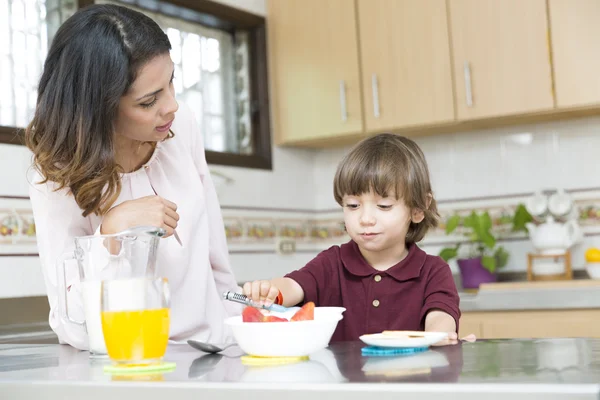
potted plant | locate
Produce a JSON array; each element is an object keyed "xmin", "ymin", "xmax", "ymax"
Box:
[{"xmin": 439, "ymin": 204, "xmax": 531, "ymax": 289}]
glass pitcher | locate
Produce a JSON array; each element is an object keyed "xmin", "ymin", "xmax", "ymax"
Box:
[{"xmin": 56, "ymin": 226, "xmax": 165, "ymax": 357}]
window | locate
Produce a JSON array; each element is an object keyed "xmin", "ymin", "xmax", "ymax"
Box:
[
  {"xmin": 0, "ymin": 0, "xmax": 76, "ymax": 140},
  {"xmin": 0, "ymin": 0, "xmax": 272, "ymax": 170}
]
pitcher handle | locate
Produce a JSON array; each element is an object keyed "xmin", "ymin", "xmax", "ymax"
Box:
[{"xmin": 56, "ymin": 252, "xmax": 85, "ymax": 326}]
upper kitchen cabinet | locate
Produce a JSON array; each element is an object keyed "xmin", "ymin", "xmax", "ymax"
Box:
[
  {"xmin": 448, "ymin": 0, "xmax": 554, "ymax": 120},
  {"xmin": 267, "ymin": 0, "xmax": 364, "ymax": 146},
  {"xmin": 549, "ymin": 0, "xmax": 600, "ymax": 108},
  {"xmin": 357, "ymin": 0, "xmax": 455, "ymax": 132}
]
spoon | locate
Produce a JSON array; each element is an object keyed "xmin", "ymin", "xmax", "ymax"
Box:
[
  {"xmin": 222, "ymin": 291, "xmax": 299, "ymax": 313},
  {"xmin": 187, "ymin": 339, "xmax": 237, "ymax": 354}
]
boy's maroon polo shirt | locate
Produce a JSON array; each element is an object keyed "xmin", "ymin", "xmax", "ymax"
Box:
[{"xmin": 285, "ymin": 240, "xmax": 461, "ymax": 342}]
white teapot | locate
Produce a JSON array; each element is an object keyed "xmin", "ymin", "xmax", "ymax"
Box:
[{"xmin": 526, "ymin": 216, "xmax": 581, "ymax": 255}]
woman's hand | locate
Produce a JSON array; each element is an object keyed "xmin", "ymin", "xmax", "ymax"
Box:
[{"xmin": 101, "ymin": 195, "xmax": 179, "ymax": 237}]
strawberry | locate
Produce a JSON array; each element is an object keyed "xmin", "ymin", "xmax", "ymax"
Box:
[
  {"xmin": 242, "ymin": 306, "xmax": 265, "ymax": 322},
  {"xmin": 263, "ymin": 315, "xmax": 289, "ymax": 322},
  {"xmin": 290, "ymin": 302, "xmax": 315, "ymax": 321}
]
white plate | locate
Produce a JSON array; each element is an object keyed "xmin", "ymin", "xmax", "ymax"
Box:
[{"xmin": 359, "ymin": 331, "xmax": 448, "ymax": 348}]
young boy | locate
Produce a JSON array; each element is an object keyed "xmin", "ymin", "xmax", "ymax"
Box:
[{"xmin": 243, "ymin": 133, "xmax": 461, "ymax": 343}]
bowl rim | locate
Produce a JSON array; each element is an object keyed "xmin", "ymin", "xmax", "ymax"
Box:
[{"xmin": 224, "ymin": 313, "xmax": 343, "ymax": 326}]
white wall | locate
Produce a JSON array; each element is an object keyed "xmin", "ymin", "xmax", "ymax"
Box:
[
  {"xmin": 0, "ymin": 143, "xmax": 44, "ymax": 298},
  {"xmin": 212, "ymin": 0, "xmax": 265, "ymax": 15},
  {"xmin": 0, "ymin": 144, "xmax": 33, "ymax": 197}
]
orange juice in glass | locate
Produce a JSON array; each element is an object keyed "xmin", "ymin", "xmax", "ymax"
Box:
[{"xmin": 101, "ymin": 277, "xmax": 170, "ymax": 366}]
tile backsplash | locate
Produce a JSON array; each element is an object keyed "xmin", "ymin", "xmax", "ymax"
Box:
[{"xmin": 314, "ymin": 116, "xmax": 600, "ymax": 209}]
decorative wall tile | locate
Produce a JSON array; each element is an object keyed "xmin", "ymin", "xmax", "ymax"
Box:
[
  {"xmin": 307, "ymin": 219, "xmax": 347, "ymax": 241},
  {"xmin": 577, "ymin": 200, "xmax": 600, "ymax": 226},
  {"xmin": 0, "ymin": 211, "xmax": 20, "ymax": 243},
  {"xmin": 245, "ymin": 218, "xmax": 277, "ymax": 242},
  {"xmin": 8, "ymin": 191, "xmax": 600, "ymax": 258},
  {"xmin": 433, "ymin": 205, "xmax": 518, "ymax": 238},
  {"xmin": 0, "ymin": 197, "xmax": 38, "ymax": 255},
  {"xmin": 223, "ymin": 217, "xmax": 244, "ymax": 242},
  {"xmin": 277, "ymin": 219, "xmax": 309, "ymax": 240}
]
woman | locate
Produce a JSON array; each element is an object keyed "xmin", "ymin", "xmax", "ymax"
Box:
[{"xmin": 25, "ymin": 4, "xmax": 241, "ymax": 350}]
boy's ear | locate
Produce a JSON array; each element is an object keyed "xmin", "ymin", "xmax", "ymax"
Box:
[{"xmin": 412, "ymin": 193, "xmax": 432, "ymax": 224}]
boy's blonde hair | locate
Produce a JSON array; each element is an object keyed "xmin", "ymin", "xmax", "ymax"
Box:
[{"xmin": 333, "ymin": 133, "xmax": 440, "ymax": 244}]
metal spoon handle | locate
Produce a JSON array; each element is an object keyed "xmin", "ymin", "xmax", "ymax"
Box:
[{"xmin": 222, "ymin": 291, "xmax": 288, "ymax": 313}]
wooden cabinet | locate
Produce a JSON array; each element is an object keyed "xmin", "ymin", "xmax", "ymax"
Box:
[
  {"xmin": 460, "ymin": 309, "xmax": 600, "ymax": 339},
  {"xmin": 548, "ymin": 0, "xmax": 600, "ymax": 108},
  {"xmin": 267, "ymin": 0, "xmax": 364, "ymax": 145},
  {"xmin": 356, "ymin": 0, "xmax": 455, "ymax": 132},
  {"xmin": 267, "ymin": 0, "xmax": 600, "ymax": 148},
  {"xmin": 448, "ymin": 0, "xmax": 554, "ymax": 120}
]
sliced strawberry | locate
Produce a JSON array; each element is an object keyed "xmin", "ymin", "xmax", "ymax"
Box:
[
  {"xmin": 242, "ymin": 306, "xmax": 265, "ymax": 322},
  {"xmin": 290, "ymin": 302, "xmax": 315, "ymax": 321},
  {"xmin": 263, "ymin": 315, "xmax": 289, "ymax": 322}
]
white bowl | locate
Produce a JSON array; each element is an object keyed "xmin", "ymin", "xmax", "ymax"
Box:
[
  {"xmin": 224, "ymin": 307, "xmax": 345, "ymax": 357},
  {"xmin": 586, "ymin": 263, "xmax": 600, "ymax": 279}
]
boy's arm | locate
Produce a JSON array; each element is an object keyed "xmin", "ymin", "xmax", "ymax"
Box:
[
  {"xmin": 425, "ymin": 309, "xmax": 456, "ymax": 333},
  {"xmin": 271, "ymin": 277, "xmax": 304, "ymax": 307},
  {"xmin": 420, "ymin": 260, "xmax": 461, "ymax": 333},
  {"xmin": 426, "ymin": 309, "xmax": 459, "ymax": 346},
  {"xmin": 243, "ymin": 247, "xmax": 336, "ymax": 308},
  {"xmin": 427, "ymin": 309, "xmax": 477, "ymax": 346}
]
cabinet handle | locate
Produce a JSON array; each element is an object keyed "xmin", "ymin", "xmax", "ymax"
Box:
[
  {"xmin": 339, "ymin": 80, "xmax": 347, "ymax": 122},
  {"xmin": 464, "ymin": 61, "xmax": 473, "ymax": 107},
  {"xmin": 372, "ymin": 74, "xmax": 380, "ymax": 118}
]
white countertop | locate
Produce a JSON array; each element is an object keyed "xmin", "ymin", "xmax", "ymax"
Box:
[{"xmin": 1, "ymin": 339, "xmax": 600, "ymax": 400}]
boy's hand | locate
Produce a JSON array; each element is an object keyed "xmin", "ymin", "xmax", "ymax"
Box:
[
  {"xmin": 242, "ymin": 280, "xmax": 280, "ymax": 307},
  {"xmin": 432, "ymin": 332, "xmax": 477, "ymax": 346}
]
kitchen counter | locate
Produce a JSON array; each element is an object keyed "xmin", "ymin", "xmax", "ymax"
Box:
[
  {"xmin": 459, "ymin": 280, "xmax": 600, "ymax": 312},
  {"xmin": 1, "ymin": 339, "xmax": 599, "ymax": 400}
]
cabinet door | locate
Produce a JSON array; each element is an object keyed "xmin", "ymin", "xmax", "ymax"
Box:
[
  {"xmin": 549, "ymin": 0, "xmax": 600, "ymax": 108},
  {"xmin": 357, "ymin": 0, "xmax": 455, "ymax": 132},
  {"xmin": 448, "ymin": 0, "xmax": 554, "ymax": 119},
  {"xmin": 465, "ymin": 310, "xmax": 600, "ymax": 339},
  {"xmin": 459, "ymin": 314, "xmax": 483, "ymax": 338},
  {"xmin": 267, "ymin": 0, "xmax": 364, "ymax": 145}
]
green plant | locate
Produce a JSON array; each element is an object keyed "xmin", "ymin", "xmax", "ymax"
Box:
[{"xmin": 439, "ymin": 204, "xmax": 532, "ymax": 273}]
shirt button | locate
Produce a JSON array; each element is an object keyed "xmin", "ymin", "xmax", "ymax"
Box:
[
  {"xmin": 372, "ymin": 299, "xmax": 380, "ymax": 307},
  {"xmin": 374, "ymin": 275, "xmax": 382, "ymax": 282}
]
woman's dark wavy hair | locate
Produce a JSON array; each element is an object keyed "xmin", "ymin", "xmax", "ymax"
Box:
[{"xmin": 25, "ymin": 4, "xmax": 171, "ymax": 217}]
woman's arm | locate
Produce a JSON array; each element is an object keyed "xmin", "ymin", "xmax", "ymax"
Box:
[{"xmin": 29, "ymin": 174, "xmax": 97, "ymax": 350}]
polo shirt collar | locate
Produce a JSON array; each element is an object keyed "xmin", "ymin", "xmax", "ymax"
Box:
[{"xmin": 340, "ymin": 240, "xmax": 426, "ymax": 282}]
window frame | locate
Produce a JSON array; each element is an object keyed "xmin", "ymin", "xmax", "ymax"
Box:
[{"xmin": 0, "ymin": 0, "xmax": 272, "ymax": 171}]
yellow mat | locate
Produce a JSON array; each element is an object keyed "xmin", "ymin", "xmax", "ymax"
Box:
[{"xmin": 104, "ymin": 361, "xmax": 176, "ymax": 374}]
